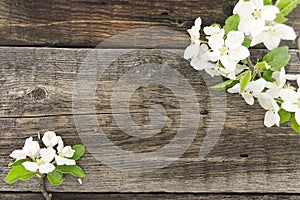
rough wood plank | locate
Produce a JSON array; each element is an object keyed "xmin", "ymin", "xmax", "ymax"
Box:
[
  {"xmin": 1, "ymin": 47, "xmax": 300, "ymax": 193},
  {"xmin": 0, "ymin": 0, "xmax": 299, "ymax": 48},
  {"xmin": 1, "ymin": 192, "xmax": 300, "ymax": 200}
]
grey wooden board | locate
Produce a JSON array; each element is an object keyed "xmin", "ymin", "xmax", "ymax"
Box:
[
  {"xmin": 1, "ymin": 193, "xmax": 300, "ymax": 200},
  {"xmin": 1, "ymin": 47, "xmax": 300, "ymax": 193},
  {"xmin": 0, "ymin": 0, "xmax": 299, "ymax": 48}
]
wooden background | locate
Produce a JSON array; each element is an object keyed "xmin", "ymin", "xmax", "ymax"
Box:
[{"xmin": 0, "ymin": 0, "xmax": 300, "ymax": 199}]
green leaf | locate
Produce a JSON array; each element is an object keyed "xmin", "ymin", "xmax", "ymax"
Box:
[
  {"xmin": 5, "ymin": 165, "xmax": 35, "ymax": 184},
  {"xmin": 291, "ymin": 114, "xmax": 300, "ymax": 132},
  {"xmin": 223, "ymin": 14, "xmax": 240, "ymax": 35},
  {"xmin": 239, "ymin": 70, "xmax": 252, "ymax": 93},
  {"xmin": 47, "ymin": 171, "xmax": 63, "ymax": 186},
  {"xmin": 276, "ymin": 0, "xmax": 293, "ymax": 9},
  {"xmin": 71, "ymin": 144, "xmax": 85, "ymax": 160},
  {"xmin": 264, "ymin": 0, "xmax": 273, "ymax": 5},
  {"xmin": 275, "ymin": 12, "xmax": 289, "ymax": 23},
  {"xmin": 56, "ymin": 165, "xmax": 86, "ymax": 178},
  {"xmin": 263, "ymin": 70, "xmax": 275, "ymax": 82},
  {"xmin": 210, "ymin": 79, "xmax": 238, "ymax": 91},
  {"xmin": 281, "ymin": 0, "xmax": 300, "ymax": 16},
  {"xmin": 278, "ymin": 109, "xmax": 291, "ymax": 124},
  {"xmin": 9, "ymin": 159, "xmax": 29, "ymax": 167},
  {"xmin": 242, "ymin": 38, "xmax": 252, "ymax": 48},
  {"xmin": 263, "ymin": 46, "xmax": 291, "ymax": 71}
]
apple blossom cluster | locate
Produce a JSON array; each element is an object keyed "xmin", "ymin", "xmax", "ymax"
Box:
[
  {"xmin": 184, "ymin": 0, "xmax": 300, "ymax": 132},
  {"xmin": 5, "ymin": 131, "xmax": 86, "ymax": 186}
]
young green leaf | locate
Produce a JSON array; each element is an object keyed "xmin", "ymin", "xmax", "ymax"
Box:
[
  {"xmin": 47, "ymin": 171, "xmax": 63, "ymax": 186},
  {"xmin": 239, "ymin": 70, "xmax": 251, "ymax": 93},
  {"xmin": 210, "ymin": 79, "xmax": 238, "ymax": 91},
  {"xmin": 242, "ymin": 38, "xmax": 252, "ymax": 48},
  {"xmin": 263, "ymin": 70, "xmax": 275, "ymax": 82},
  {"xmin": 223, "ymin": 14, "xmax": 240, "ymax": 35},
  {"xmin": 5, "ymin": 165, "xmax": 35, "ymax": 184},
  {"xmin": 280, "ymin": 0, "xmax": 300, "ymax": 16},
  {"xmin": 264, "ymin": 0, "xmax": 273, "ymax": 5},
  {"xmin": 274, "ymin": 12, "xmax": 289, "ymax": 23},
  {"xmin": 263, "ymin": 46, "xmax": 291, "ymax": 71},
  {"xmin": 278, "ymin": 109, "xmax": 291, "ymax": 124},
  {"xmin": 71, "ymin": 144, "xmax": 85, "ymax": 160},
  {"xmin": 276, "ymin": 0, "xmax": 293, "ymax": 9},
  {"xmin": 291, "ymin": 114, "xmax": 300, "ymax": 133},
  {"xmin": 9, "ymin": 159, "xmax": 29, "ymax": 167},
  {"xmin": 56, "ymin": 165, "xmax": 86, "ymax": 178}
]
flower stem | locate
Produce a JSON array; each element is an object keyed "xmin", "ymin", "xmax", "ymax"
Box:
[
  {"xmin": 39, "ymin": 177, "xmax": 52, "ymax": 200},
  {"xmin": 247, "ymin": 57, "xmax": 255, "ymax": 72}
]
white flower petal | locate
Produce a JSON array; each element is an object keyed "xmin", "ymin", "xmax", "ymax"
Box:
[
  {"xmin": 184, "ymin": 44, "xmax": 199, "ymax": 59},
  {"xmin": 22, "ymin": 161, "xmax": 39, "ymax": 172},
  {"xmin": 220, "ymin": 56, "xmax": 237, "ymax": 71},
  {"xmin": 261, "ymin": 5, "xmax": 279, "ymax": 21},
  {"xmin": 282, "ymin": 101, "xmax": 298, "ymax": 112},
  {"xmin": 251, "ymin": 32, "xmax": 265, "ymax": 47},
  {"xmin": 274, "ymin": 24, "xmax": 297, "ymax": 40},
  {"xmin": 39, "ymin": 163, "xmax": 55, "ymax": 174},
  {"xmin": 242, "ymin": 93, "xmax": 254, "ymax": 105},
  {"xmin": 233, "ymin": 1, "xmax": 253, "ymax": 17},
  {"xmin": 40, "ymin": 147, "xmax": 56, "ymax": 163},
  {"xmin": 42, "ymin": 131, "xmax": 60, "ymax": 147},
  {"xmin": 228, "ymin": 83, "xmax": 240, "ymax": 93},
  {"xmin": 250, "ymin": 0, "xmax": 264, "ymax": 9},
  {"xmin": 249, "ymin": 78, "xmax": 266, "ymax": 93},
  {"xmin": 280, "ymin": 89, "xmax": 298, "ymax": 102},
  {"xmin": 257, "ymin": 93, "xmax": 273, "ymax": 110},
  {"xmin": 10, "ymin": 150, "xmax": 26, "ymax": 161},
  {"xmin": 263, "ymin": 34, "xmax": 281, "ymax": 50},
  {"xmin": 55, "ymin": 155, "xmax": 76, "ymax": 166},
  {"xmin": 250, "ymin": 18, "xmax": 265, "ymax": 37},
  {"xmin": 194, "ymin": 17, "xmax": 202, "ymax": 30},
  {"xmin": 57, "ymin": 137, "xmax": 64, "ymax": 153},
  {"xmin": 22, "ymin": 137, "xmax": 40, "ymax": 159},
  {"xmin": 225, "ymin": 31, "xmax": 244, "ymax": 49},
  {"xmin": 229, "ymin": 46, "xmax": 250, "ymax": 61},
  {"xmin": 264, "ymin": 111, "xmax": 279, "ymax": 127},
  {"xmin": 62, "ymin": 146, "xmax": 75, "ymax": 158},
  {"xmin": 208, "ymin": 36, "xmax": 224, "ymax": 51}
]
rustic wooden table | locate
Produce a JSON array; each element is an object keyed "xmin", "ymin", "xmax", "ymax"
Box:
[{"xmin": 1, "ymin": 0, "xmax": 300, "ymax": 199}]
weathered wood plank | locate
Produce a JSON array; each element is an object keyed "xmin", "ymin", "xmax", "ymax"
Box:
[
  {"xmin": 1, "ymin": 192, "xmax": 300, "ymax": 200},
  {"xmin": 1, "ymin": 47, "xmax": 300, "ymax": 193},
  {"xmin": 0, "ymin": 0, "xmax": 299, "ymax": 48}
]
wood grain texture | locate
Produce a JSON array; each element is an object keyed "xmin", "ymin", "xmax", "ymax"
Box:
[
  {"xmin": 2, "ymin": 192, "xmax": 300, "ymax": 200},
  {"xmin": 1, "ymin": 47, "xmax": 300, "ymax": 193},
  {"xmin": 0, "ymin": 0, "xmax": 299, "ymax": 48}
]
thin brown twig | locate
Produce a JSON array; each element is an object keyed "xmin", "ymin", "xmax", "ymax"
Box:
[{"xmin": 39, "ymin": 177, "xmax": 52, "ymax": 200}]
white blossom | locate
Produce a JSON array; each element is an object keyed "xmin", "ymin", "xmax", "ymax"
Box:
[
  {"xmin": 280, "ymin": 89, "xmax": 300, "ymax": 124},
  {"xmin": 22, "ymin": 147, "xmax": 56, "ymax": 174},
  {"xmin": 265, "ymin": 68, "xmax": 286, "ymax": 97},
  {"xmin": 55, "ymin": 138, "xmax": 76, "ymax": 166},
  {"xmin": 207, "ymin": 30, "xmax": 250, "ymax": 72},
  {"xmin": 251, "ymin": 23, "xmax": 296, "ymax": 50},
  {"xmin": 257, "ymin": 93, "xmax": 280, "ymax": 127},
  {"xmin": 233, "ymin": 0, "xmax": 279, "ymax": 37},
  {"xmin": 22, "ymin": 137, "xmax": 40, "ymax": 159},
  {"xmin": 42, "ymin": 131, "xmax": 61, "ymax": 147},
  {"xmin": 228, "ymin": 78, "xmax": 266, "ymax": 105},
  {"xmin": 187, "ymin": 17, "xmax": 202, "ymax": 45},
  {"xmin": 10, "ymin": 150, "xmax": 26, "ymax": 161}
]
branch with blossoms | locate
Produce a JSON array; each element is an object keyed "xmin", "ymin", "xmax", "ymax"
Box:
[
  {"xmin": 185, "ymin": 0, "xmax": 300, "ymax": 132},
  {"xmin": 5, "ymin": 131, "xmax": 86, "ymax": 200}
]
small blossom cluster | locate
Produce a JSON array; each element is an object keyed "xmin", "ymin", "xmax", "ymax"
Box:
[
  {"xmin": 10, "ymin": 131, "xmax": 76, "ymax": 174},
  {"xmin": 184, "ymin": 0, "xmax": 300, "ymax": 131}
]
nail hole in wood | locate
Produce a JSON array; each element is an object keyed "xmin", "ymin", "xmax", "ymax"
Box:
[
  {"xmin": 160, "ymin": 12, "xmax": 169, "ymax": 16},
  {"xmin": 240, "ymin": 153, "xmax": 249, "ymax": 158},
  {"xmin": 176, "ymin": 19, "xmax": 184, "ymax": 26},
  {"xmin": 200, "ymin": 109, "xmax": 209, "ymax": 115}
]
